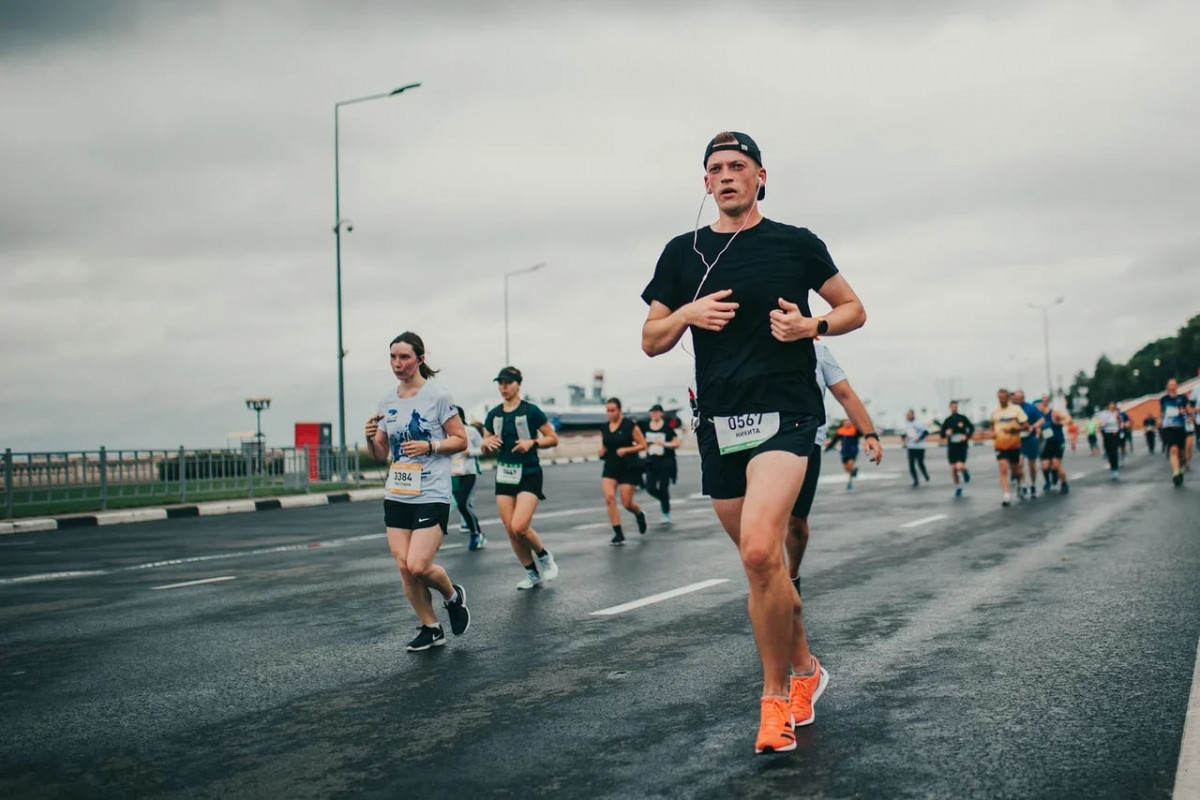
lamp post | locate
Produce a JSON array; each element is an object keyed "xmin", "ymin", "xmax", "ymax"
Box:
[
  {"xmin": 334, "ymin": 82, "xmax": 421, "ymax": 481},
  {"xmin": 503, "ymin": 262, "xmax": 546, "ymax": 365},
  {"xmin": 245, "ymin": 397, "xmax": 271, "ymax": 470},
  {"xmin": 1027, "ymin": 296, "xmax": 1065, "ymax": 397}
]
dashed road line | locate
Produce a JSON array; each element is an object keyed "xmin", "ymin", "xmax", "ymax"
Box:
[
  {"xmin": 152, "ymin": 576, "xmax": 237, "ymax": 591},
  {"xmin": 900, "ymin": 514, "xmax": 948, "ymax": 529},
  {"xmin": 590, "ymin": 578, "xmax": 730, "ymax": 617}
]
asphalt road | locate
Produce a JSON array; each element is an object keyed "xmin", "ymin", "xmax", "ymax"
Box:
[{"xmin": 2, "ymin": 445, "xmax": 1198, "ymax": 799}]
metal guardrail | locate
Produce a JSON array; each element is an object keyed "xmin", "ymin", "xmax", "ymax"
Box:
[{"xmin": 1, "ymin": 445, "xmax": 365, "ymax": 519}]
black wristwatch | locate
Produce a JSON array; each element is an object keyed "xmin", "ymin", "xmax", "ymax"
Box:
[
  {"xmin": 864, "ymin": 432, "xmax": 880, "ymax": 441},
  {"xmin": 816, "ymin": 318, "xmax": 829, "ymax": 336}
]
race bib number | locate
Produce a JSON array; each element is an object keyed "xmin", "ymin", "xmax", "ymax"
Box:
[
  {"xmin": 646, "ymin": 432, "xmax": 666, "ymax": 457},
  {"xmin": 648, "ymin": 444, "xmax": 665, "ymax": 457},
  {"xmin": 714, "ymin": 412, "xmax": 780, "ymax": 455},
  {"xmin": 949, "ymin": 434, "xmax": 966, "ymax": 443},
  {"xmin": 386, "ymin": 462, "xmax": 422, "ymax": 496},
  {"xmin": 1042, "ymin": 427, "xmax": 1056, "ymax": 439},
  {"xmin": 1165, "ymin": 407, "xmax": 1180, "ymax": 422},
  {"xmin": 496, "ymin": 462, "xmax": 523, "ymax": 485}
]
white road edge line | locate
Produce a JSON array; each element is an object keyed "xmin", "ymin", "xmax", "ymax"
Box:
[
  {"xmin": 1070, "ymin": 472, "xmax": 1088, "ymax": 481},
  {"xmin": 151, "ymin": 576, "xmax": 237, "ymax": 591},
  {"xmin": 1174, "ymin": 634, "xmax": 1200, "ymax": 798},
  {"xmin": 900, "ymin": 514, "xmax": 948, "ymax": 529},
  {"xmin": 590, "ymin": 578, "xmax": 730, "ymax": 617}
]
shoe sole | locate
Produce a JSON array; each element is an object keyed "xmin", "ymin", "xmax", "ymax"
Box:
[
  {"xmin": 610, "ymin": 540, "xmax": 625, "ymax": 546},
  {"xmin": 755, "ymin": 740, "xmax": 797, "ymax": 754},
  {"xmin": 406, "ymin": 636, "xmax": 446, "ymax": 652},
  {"xmin": 794, "ymin": 667, "xmax": 829, "ymax": 727},
  {"xmin": 448, "ymin": 585, "xmax": 470, "ymax": 636},
  {"xmin": 539, "ymin": 561, "xmax": 560, "ymax": 581},
  {"xmin": 516, "ymin": 581, "xmax": 542, "ymax": 590}
]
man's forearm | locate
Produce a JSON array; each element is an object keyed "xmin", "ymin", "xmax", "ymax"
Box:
[
  {"xmin": 831, "ymin": 383, "xmax": 875, "ymax": 434},
  {"xmin": 822, "ymin": 299, "xmax": 866, "ymax": 336},
  {"xmin": 642, "ymin": 307, "xmax": 691, "ymax": 356}
]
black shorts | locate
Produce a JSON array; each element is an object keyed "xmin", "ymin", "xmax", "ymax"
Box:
[
  {"xmin": 383, "ymin": 500, "xmax": 450, "ymax": 533},
  {"xmin": 1040, "ymin": 440, "xmax": 1064, "ymax": 461},
  {"xmin": 791, "ymin": 445, "xmax": 822, "ymax": 519},
  {"xmin": 840, "ymin": 449, "xmax": 858, "ymax": 465},
  {"xmin": 698, "ymin": 412, "xmax": 820, "ymax": 500},
  {"xmin": 494, "ymin": 468, "xmax": 546, "ymax": 500},
  {"xmin": 995, "ymin": 448, "xmax": 1021, "ymax": 466},
  {"xmin": 947, "ymin": 443, "xmax": 969, "ymax": 464},
  {"xmin": 1161, "ymin": 427, "xmax": 1187, "ymax": 451},
  {"xmin": 1087, "ymin": 434, "xmax": 1098, "ymax": 446},
  {"xmin": 602, "ymin": 459, "xmax": 643, "ymax": 486}
]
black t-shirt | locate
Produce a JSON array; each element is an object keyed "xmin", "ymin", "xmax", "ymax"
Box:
[
  {"xmin": 641, "ymin": 219, "xmax": 839, "ymax": 418},
  {"xmin": 601, "ymin": 418, "xmax": 638, "ymax": 466},
  {"xmin": 940, "ymin": 413, "xmax": 975, "ymax": 442},
  {"xmin": 639, "ymin": 420, "xmax": 677, "ymax": 462},
  {"xmin": 484, "ymin": 400, "xmax": 549, "ymax": 472}
]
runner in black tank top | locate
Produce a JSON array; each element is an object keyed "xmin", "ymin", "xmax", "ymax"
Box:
[{"xmin": 600, "ymin": 397, "xmax": 647, "ymax": 545}]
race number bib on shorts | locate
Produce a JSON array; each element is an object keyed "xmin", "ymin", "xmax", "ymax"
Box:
[
  {"xmin": 386, "ymin": 462, "xmax": 422, "ymax": 496},
  {"xmin": 950, "ymin": 434, "xmax": 966, "ymax": 443},
  {"xmin": 714, "ymin": 412, "xmax": 780, "ymax": 455},
  {"xmin": 496, "ymin": 462, "xmax": 523, "ymax": 485},
  {"xmin": 646, "ymin": 432, "xmax": 665, "ymax": 457}
]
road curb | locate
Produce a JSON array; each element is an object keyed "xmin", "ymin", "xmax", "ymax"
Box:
[{"xmin": 0, "ymin": 454, "xmax": 624, "ymax": 535}]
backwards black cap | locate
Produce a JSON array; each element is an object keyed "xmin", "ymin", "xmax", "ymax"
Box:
[{"xmin": 703, "ymin": 131, "xmax": 765, "ymax": 200}]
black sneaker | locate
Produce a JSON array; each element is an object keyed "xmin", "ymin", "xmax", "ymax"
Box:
[
  {"xmin": 406, "ymin": 624, "xmax": 446, "ymax": 652},
  {"xmin": 635, "ymin": 512, "xmax": 648, "ymax": 535},
  {"xmin": 963, "ymin": 469, "xmax": 971, "ymax": 484},
  {"xmin": 445, "ymin": 584, "xmax": 470, "ymax": 636},
  {"xmin": 610, "ymin": 531, "xmax": 626, "ymax": 546},
  {"xmin": 1174, "ymin": 472, "xmax": 1185, "ymax": 487}
]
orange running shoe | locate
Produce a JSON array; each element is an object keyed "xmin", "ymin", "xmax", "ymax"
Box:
[
  {"xmin": 754, "ymin": 696, "xmax": 796, "ymax": 754},
  {"xmin": 790, "ymin": 656, "xmax": 830, "ymax": 727}
]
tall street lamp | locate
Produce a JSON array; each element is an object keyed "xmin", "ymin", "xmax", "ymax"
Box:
[
  {"xmin": 245, "ymin": 397, "xmax": 271, "ymax": 470},
  {"xmin": 334, "ymin": 81, "xmax": 421, "ymax": 480},
  {"xmin": 504, "ymin": 262, "xmax": 546, "ymax": 365},
  {"xmin": 1028, "ymin": 297, "xmax": 1065, "ymax": 397}
]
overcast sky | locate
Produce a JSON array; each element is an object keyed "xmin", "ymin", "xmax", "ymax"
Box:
[{"xmin": 2, "ymin": 0, "xmax": 1198, "ymax": 451}]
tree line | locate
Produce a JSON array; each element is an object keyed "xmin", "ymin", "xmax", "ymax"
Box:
[{"xmin": 1067, "ymin": 314, "xmax": 1200, "ymax": 412}]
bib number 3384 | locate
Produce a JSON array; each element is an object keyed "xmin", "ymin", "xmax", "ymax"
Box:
[
  {"xmin": 386, "ymin": 462, "xmax": 422, "ymax": 496},
  {"xmin": 714, "ymin": 412, "xmax": 780, "ymax": 455}
]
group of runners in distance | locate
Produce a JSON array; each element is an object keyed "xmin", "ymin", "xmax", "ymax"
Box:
[{"xmin": 361, "ymin": 130, "xmax": 1198, "ymax": 756}]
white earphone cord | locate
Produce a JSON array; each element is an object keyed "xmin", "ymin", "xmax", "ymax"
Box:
[{"xmin": 682, "ymin": 179, "xmax": 761, "ymax": 359}]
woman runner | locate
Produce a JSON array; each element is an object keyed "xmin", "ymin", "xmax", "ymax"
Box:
[
  {"xmin": 450, "ymin": 407, "xmax": 486, "ymax": 551},
  {"xmin": 481, "ymin": 366, "xmax": 562, "ymax": 589},
  {"xmin": 600, "ymin": 397, "xmax": 648, "ymax": 545},
  {"xmin": 365, "ymin": 332, "xmax": 471, "ymax": 652},
  {"xmin": 640, "ymin": 403, "xmax": 680, "ymax": 524}
]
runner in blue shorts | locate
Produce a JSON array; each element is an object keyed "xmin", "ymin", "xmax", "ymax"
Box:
[{"xmin": 1012, "ymin": 390, "xmax": 1045, "ymax": 499}]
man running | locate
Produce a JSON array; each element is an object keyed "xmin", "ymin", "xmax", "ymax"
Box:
[
  {"xmin": 1085, "ymin": 416, "xmax": 1100, "ymax": 457},
  {"xmin": 641, "ymin": 404, "xmax": 680, "ymax": 524},
  {"xmin": 824, "ymin": 419, "xmax": 861, "ymax": 491},
  {"xmin": 1160, "ymin": 378, "xmax": 1189, "ymax": 486},
  {"xmin": 1037, "ymin": 395, "xmax": 1071, "ymax": 495},
  {"xmin": 787, "ymin": 342, "xmax": 880, "ymax": 600},
  {"xmin": 1012, "ymin": 390, "xmax": 1044, "ymax": 499},
  {"xmin": 641, "ymin": 131, "xmax": 866, "ymax": 754},
  {"xmin": 902, "ymin": 409, "xmax": 930, "ymax": 488},
  {"xmin": 1143, "ymin": 415, "xmax": 1157, "ymax": 455},
  {"xmin": 990, "ymin": 389, "xmax": 1028, "ymax": 507},
  {"xmin": 939, "ymin": 400, "xmax": 975, "ymax": 497},
  {"xmin": 1096, "ymin": 401, "xmax": 1123, "ymax": 480}
]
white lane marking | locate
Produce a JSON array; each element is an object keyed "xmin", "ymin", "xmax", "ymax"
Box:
[
  {"xmin": 572, "ymin": 522, "xmax": 612, "ymax": 530},
  {"xmin": 440, "ymin": 543, "xmax": 465, "ymax": 551},
  {"xmin": 1175, "ymin": 634, "xmax": 1200, "ymax": 798},
  {"xmin": 900, "ymin": 514, "xmax": 947, "ymax": 529},
  {"xmin": 590, "ymin": 578, "xmax": 730, "ymax": 617},
  {"xmin": 819, "ymin": 471, "xmax": 902, "ymax": 484},
  {"xmin": 1070, "ymin": 472, "xmax": 1087, "ymax": 481},
  {"xmin": 0, "ymin": 533, "xmax": 386, "ymax": 586},
  {"xmin": 151, "ymin": 575, "xmax": 237, "ymax": 591}
]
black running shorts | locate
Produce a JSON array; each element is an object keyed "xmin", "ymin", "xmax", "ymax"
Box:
[
  {"xmin": 698, "ymin": 413, "xmax": 819, "ymax": 500},
  {"xmin": 494, "ymin": 468, "xmax": 546, "ymax": 500},
  {"xmin": 995, "ymin": 448, "xmax": 1021, "ymax": 465},
  {"xmin": 601, "ymin": 459, "xmax": 644, "ymax": 486},
  {"xmin": 384, "ymin": 500, "xmax": 450, "ymax": 533},
  {"xmin": 947, "ymin": 443, "xmax": 969, "ymax": 464},
  {"xmin": 791, "ymin": 445, "xmax": 822, "ymax": 519},
  {"xmin": 1161, "ymin": 427, "xmax": 1186, "ymax": 451},
  {"xmin": 1040, "ymin": 440, "xmax": 1064, "ymax": 461}
]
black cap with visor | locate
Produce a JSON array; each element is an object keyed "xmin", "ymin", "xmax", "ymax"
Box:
[{"xmin": 703, "ymin": 132, "xmax": 765, "ymax": 200}]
